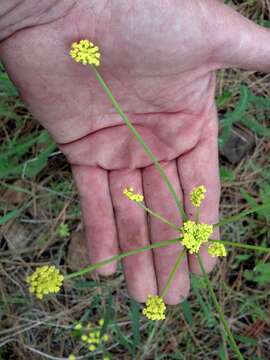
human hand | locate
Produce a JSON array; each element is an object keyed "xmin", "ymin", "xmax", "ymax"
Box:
[{"xmin": 0, "ymin": 0, "xmax": 269, "ymax": 304}]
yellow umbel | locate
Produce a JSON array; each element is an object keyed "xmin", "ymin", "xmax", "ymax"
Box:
[
  {"xmin": 70, "ymin": 39, "xmax": 101, "ymax": 66},
  {"xmin": 26, "ymin": 265, "xmax": 64, "ymax": 299},
  {"xmin": 123, "ymin": 187, "xmax": 144, "ymax": 202},
  {"xmin": 143, "ymin": 295, "xmax": 166, "ymax": 321},
  {"xmin": 181, "ymin": 220, "xmax": 213, "ymax": 254},
  {"xmin": 208, "ymin": 242, "xmax": 227, "ymax": 257},
  {"xmin": 190, "ymin": 185, "xmax": 206, "ymax": 207}
]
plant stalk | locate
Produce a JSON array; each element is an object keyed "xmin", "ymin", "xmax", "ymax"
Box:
[
  {"xmin": 196, "ymin": 254, "xmax": 243, "ymax": 360},
  {"xmin": 65, "ymin": 237, "xmax": 181, "ymax": 280},
  {"xmin": 91, "ymin": 65, "xmax": 186, "ymax": 221},
  {"xmin": 161, "ymin": 249, "xmax": 186, "ymax": 298}
]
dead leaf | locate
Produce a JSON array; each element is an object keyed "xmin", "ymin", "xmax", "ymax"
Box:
[
  {"xmin": 67, "ymin": 231, "xmax": 94, "ymax": 279},
  {"xmin": 3, "ymin": 219, "xmax": 39, "ymax": 249},
  {"xmin": 2, "ymin": 180, "xmax": 29, "ymax": 205}
]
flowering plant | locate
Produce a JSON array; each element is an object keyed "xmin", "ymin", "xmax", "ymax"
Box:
[{"xmin": 25, "ymin": 39, "xmax": 270, "ymax": 360}]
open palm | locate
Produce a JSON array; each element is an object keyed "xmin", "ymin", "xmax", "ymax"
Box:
[{"xmin": 1, "ymin": 0, "xmax": 269, "ymax": 304}]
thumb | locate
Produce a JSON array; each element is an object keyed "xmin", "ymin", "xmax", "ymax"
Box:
[{"xmin": 212, "ymin": 2, "xmax": 270, "ymax": 73}]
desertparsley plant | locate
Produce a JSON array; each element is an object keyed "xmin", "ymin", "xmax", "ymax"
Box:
[{"xmin": 25, "ymin": 39, "xmax": 270, "ymax": 360}]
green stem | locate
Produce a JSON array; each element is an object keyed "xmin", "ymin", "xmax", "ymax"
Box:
[
  {"xmin": 195, "ymin": 207, "xmax": 200, "ymax": 224},
  {"xmin": 196, "ymin": 254, "xmax": 243, "ymax": 360},
  {"xmin": 214, "ymin": 202, "xmax": 270, "ymax": 228},
  {"xmin": 65, "ymin": 237, "xmax": 181, "ymax": 280},
  {"xmin": 138, "ymin": 202, "xmax": 180, "ymax": 231},
  {"xmin": 209, "ymin": 239, "xmax": 270, "ymax": 253},
  {"xmin": 90, "ymin": 65, "xmax": 186, "ymax": 221},
  {"xmin": 141, "ymin": 321, "xmax": 160, "ymax": 358},
  {"xmin": 161, "ymin": 249, "xmax": 186, "ymax": 298}
]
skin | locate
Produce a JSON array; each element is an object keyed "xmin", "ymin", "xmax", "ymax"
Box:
[{"xmin": 0, "ymin": 0, "xmax": 269, "ymax": 304}]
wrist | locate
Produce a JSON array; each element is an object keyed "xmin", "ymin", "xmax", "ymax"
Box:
[{"xmin": 0, "ymin": 0, "xmax": 76, "ymax": 42}]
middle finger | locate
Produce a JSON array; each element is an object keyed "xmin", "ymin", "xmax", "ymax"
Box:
[
  {"xmin": 142, "ymin": 160, "xmax": 190, "ymax": 305},
  {"xmin": 109, "ymin": 168, "xmax": 157, "ymax": 303}
]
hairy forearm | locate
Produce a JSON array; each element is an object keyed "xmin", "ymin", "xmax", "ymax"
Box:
[{"xmin": 0, "ymin": 0, "xmax": 76, "ymax": 42}]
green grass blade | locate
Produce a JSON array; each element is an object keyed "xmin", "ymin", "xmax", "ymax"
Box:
[
  {"xmin": 24, "ymin": 141, "xmax": 57, "ymax": 178},
  {"xmin": 130, "ymin": 299, "xmax": 141, "ymax": 351},
  {"xmin": 241, "ymin": 114, "xmax": 270, "ymax": 137},
  {"xmin": 181, "ymin": 300, "xmax": 193, "ymax": 326},
  {"xmin": 216, "ymin": 90, "xmax": 233, "ymax": 108},
  {"xmin": 249, "ymin": 92, "xmax": 270, "ymax": 108},
  {"xmin": 196, "ymin": 254, "xmax": 243, "ymax": 360},
  {"xmin": 191, "ymin": 275, "xmax": 216, "ymax": 327},
  {"xmin": 113, "ymin": 323, "xmax": 133, "ymax": 353},
  {"xmin": 100, "ymin": 293, "xmax": 114, "ymax": 337},
  {"xmin": 0, "ymin": 202, "xmax": 29, "ymax": 225},
  {"xmin": 214, "ymin": 201, "xmax": 270, "ymax": 227},
  {"xmin": 219, "ymin": 85, "xmax": 249, "ymax": 147}
]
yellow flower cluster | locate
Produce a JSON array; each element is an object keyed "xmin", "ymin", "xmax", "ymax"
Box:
[
  {"xmin": 74, "ymin": 319, "xmax": 109, "ymax": 353},
  {"xmin": 26, "ymin": 265, "xmax": 64, "ymax": 299},
  {"xmin": 70, "ymin": 320, "xmax": 111, "ymax": 358},
  {"xmin": 180, "ymin": 220, "xmax": 213, "ymax": 254},
  {"xmin": 208, "ymin": 242, "xmax": 227, "ymax": 257},
  {"xmin": 123, "ymin": 187, "xmax": 144, "ymax": 202},
  {"xmin": 74, "ymin": 323, "xmax": 82, "ymax": 330},
  {"xmin": 70, "ymin": 39, "xmax": 101, "ymax": 66},
  {"xmin": 190, "ymin": 185, "xmax": 206, "ymax": 207},
  {"xmin": 143, "ymin": 295, "xmax": 166, "ymax": 321}
]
